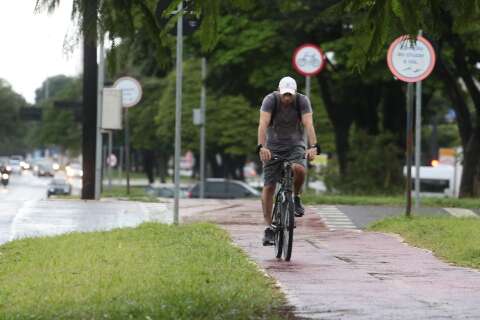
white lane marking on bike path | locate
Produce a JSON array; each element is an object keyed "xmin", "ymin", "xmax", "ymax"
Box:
[{"xmin": 312, "ymin": 205, "xmax": 359, "ymax": 231}]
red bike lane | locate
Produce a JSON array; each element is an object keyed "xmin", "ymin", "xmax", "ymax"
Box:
[{"xmin": 180, "ymin": 199, "xmax": 480, "ymax": 319}]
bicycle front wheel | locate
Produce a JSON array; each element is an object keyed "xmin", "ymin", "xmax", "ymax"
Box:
[
  {"xmin": 282, "ymin": 194, "xmax": 295, "ymax": 261},
  {"xmin": 272, "ymin": 197, "xmax": 283, "ymax": 259}
]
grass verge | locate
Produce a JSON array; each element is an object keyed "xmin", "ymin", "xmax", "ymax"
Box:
[
  {"xmin": 0, "ymin": 223, "xmax": 288, "ymax": 319},
  {"xmin": 369, "ymin": 216, "xmax": 480, "ymax": 269},
  {"xmin": 101, "ymin": 186, "xmax": 161, "ymax": 202},
  {"xmin": 303, "ymin": 192, "xmax": 480, "ymax": 208}
]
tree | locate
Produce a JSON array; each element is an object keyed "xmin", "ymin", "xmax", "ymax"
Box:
[
  {"xmin": 334, "ymin": 0, "xmax": 480, "ymax": 196},
  {"xmin": 0, "ymin": 80, "xmax": 28, "ymax": 155},
  {"xmin": 34, "ymin": 76, "xmax": 82, "ymax": 155}
]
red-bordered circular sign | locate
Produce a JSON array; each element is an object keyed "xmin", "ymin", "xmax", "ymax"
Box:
[
  {"xmin": 387, "ymin": 35, "xmax": 436, "ymax": 83},
  {"xmin": 113, "ymin": 76, "xmax": 143, "ymax": 108},
  {"xmin": 292, "ymin": 44, "xmax": 326, "ymax": 76}
]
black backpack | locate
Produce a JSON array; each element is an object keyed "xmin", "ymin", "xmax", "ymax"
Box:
[{"xmin": 269, "ymin": 92, "xmax": 302, "ymax": 127}]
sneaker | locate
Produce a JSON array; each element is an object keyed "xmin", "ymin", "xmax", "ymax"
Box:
[
  {"xmin": 294, "ymin": 195, "xmax": 305, "ymax": 217},
  {"xmin": 262, "ymin": 227, "xmax": 275, "ymax": 246}
]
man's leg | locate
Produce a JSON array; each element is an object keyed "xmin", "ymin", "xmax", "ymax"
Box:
[
  {"xmin": 262, "ymin": 184, "xmax": 276, "ymax": 225},
  {"xmin": 261, "ymin": 184, "xmax": 276, "ymax": 246},
  {"xmin": 292, "ymin": 163, "xmax": 306, "ymax": 216},
  {"xmin": 292, "ymin": 163, "xmax": 306, "ymax": 194}
]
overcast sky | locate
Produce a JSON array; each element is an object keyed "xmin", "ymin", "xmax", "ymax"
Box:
[{"xmin": 0, "ymin": 0, "xmax": 81, "ymax": 104}]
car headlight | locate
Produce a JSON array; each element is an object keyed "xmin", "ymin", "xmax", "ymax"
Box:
[
  {"xmin": 2, "ymin": 173, "xmax": 8, "ymax": 179},
  {"xmin": 52, "ymin": 163, "xmax": 60, "ymax": 170},
  {"xmin": 6, "ymin": 166, "xmax": 11, "ymax": 171}
]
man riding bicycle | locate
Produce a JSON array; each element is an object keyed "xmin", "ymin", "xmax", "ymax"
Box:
[{"xmin": 257, "ymin": 76, "xmax": 320, "ymax": 246}]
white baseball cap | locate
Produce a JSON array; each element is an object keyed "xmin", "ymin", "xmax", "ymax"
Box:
[{"xmin": 278, "ymin": 76, "xmax": 297, "ymax": 95}]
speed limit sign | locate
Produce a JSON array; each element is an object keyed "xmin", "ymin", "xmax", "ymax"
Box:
[{"xmin": 292, "ymin": 44, "xmax": 326, "ymax": 76}]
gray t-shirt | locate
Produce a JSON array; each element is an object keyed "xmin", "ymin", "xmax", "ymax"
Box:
[{"xmin": 260, "ymin": 91, "xmax": 312, "ymax": 150}]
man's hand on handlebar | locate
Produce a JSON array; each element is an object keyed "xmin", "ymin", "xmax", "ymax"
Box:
[
  {"xmin": 259, "ymin": 147, "xmax": 272, "ymax": 162},
  {"xmin": 305, "ymin": 147, "xmax": 317, "ymax": 161}
]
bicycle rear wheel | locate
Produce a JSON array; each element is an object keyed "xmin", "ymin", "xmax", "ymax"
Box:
[{"xmin": 282, "ymin": 194, "xmax": 295, "ymax": 261}]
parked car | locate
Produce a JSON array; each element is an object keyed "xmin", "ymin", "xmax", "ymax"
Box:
[
  {"xmin": 145, "ymin": 186, "xmax": 187, "ymax": 198},
  {"xmin": 66, "ymin": 163, "xmax": 83, "ymax": 178},
  {"xmin": 47, "ymin": 178, "xmax": 72, "ymax": 197},
  {"xmin": 187, "ymin": 178, "xmax": 260, "ymax": 199},
  {"xmin": 34, "ymin": 162, "xmax": 55, "ymax": 177}
]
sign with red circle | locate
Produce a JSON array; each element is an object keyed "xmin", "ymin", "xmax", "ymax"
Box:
[
  {"xmin": 292, "ymin": 44, "xmax": 326, "ymax": 76},
  {"xmin": 387, "ymin": 35, "xmax": 436, "ymax": 83}
]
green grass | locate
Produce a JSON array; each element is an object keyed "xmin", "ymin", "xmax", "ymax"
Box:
[
  {"xmin": 303, "ymin": 192, "xmax": 480, "ymax": 208},
  {"xmin": 101, "ymin": 186, "xmax": 161, "ymax": 202},
  {"xmin": 369, "ymin": 216, "xmax": 480, "ymax": 269},
  {"xmin": 0, "ymin": 223, "xmax": 289, "ymax": 319}
]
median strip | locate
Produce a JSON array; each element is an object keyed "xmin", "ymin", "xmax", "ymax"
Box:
[{"xmin": 0, "ymin": 222, "xmax": 290, "ymax": 319}]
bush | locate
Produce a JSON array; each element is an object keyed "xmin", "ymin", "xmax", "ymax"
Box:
[{"xmin": 324, "ymin": 130, "xmax": 404, "ymax": 195}]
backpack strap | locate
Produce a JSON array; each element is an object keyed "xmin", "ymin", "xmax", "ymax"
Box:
[{"xmin": 269, "ymin": 92, "xmax": 278, "ymax": 127}]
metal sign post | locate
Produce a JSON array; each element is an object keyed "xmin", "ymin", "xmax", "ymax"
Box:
[
  {"xmin": 173, "ymin": 1, "xmax": 183, "ymax": 225},
  {"xmin": 95, "ymin": 31, "xmax": 105, "ymax": 200},
  {"xmin": 405, "ymin": 83, "xmax": 414, "ymax": 217},
  {"xmin": 113, "ymin": 77, "xmax": 143, "ymax": 195},
  {"xmin": 387, "ymin": 34, "xmax": 436, "ymax": 217},
  {"xmin": 292, "ymin": 43, "xmax": 325, "ymax": 192}
]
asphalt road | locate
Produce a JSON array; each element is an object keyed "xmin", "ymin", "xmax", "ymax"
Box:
[{"xmin": 0, "ymin": 170, "xmax": 169, "ymax": 245}]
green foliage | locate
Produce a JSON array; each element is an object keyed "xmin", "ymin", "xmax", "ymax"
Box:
[
  {"xmin": 153, "ymin": 58, "xmax": 258, "ymax": 158},
  {"xmin": 0, "ymin": 79, "xmax": 28, "ymax": 155},
  {"xmin": 35, "ymin": 76, "xmax": 82, "ymax": 154},
  {"xmin": 324, "ymin": 130, "xmax": 404, "ymax": 194}
]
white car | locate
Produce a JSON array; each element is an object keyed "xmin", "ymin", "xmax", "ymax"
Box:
[{"xmin": 66, "ymin": 163, "xmax": 83, "ymax": 177}]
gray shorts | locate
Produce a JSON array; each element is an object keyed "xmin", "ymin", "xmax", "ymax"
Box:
[{"xmin": 263, "ymin": 145, "xmax": 306, "ymax": 186}]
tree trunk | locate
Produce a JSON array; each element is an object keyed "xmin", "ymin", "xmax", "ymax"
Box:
[
  {"xmin": 143, "ymin": 149, "xmax": 155, "ymax": 184},
  {"xmin": 317, "ymin": 75, "xmax": 353, "ymax": 176},
  {"xmin": 81, "ymin": 0, "xmax": 98, "ymax": 199},
  {"xmin": 448, "ymin": 35, "xmax": 480, "ymax": 197},
  {"xmin": 460, "ymin": 130, "xmax": 480, "ymax": 196}
]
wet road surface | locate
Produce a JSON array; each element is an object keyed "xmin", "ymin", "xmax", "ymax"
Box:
[{"xmin": 0, "ymin": 171, "xmax": 171, "ymax": 245}]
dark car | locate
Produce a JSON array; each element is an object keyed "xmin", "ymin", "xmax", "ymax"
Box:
[
  {"xmin": 188, "ymin": 178, "xmax": 260, "ymax": 199},
  {"xmin": 144, "ymin": 186, "xmax": 187, "ymax": 198},
  {"xmin": 47, "ymin": 178, "xmax": 72, "ymax": 197}
]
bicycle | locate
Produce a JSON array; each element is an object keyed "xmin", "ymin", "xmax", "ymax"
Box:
[{"xmin": 270, "ymin": 155, "xmax": 301, "ymax": 261}]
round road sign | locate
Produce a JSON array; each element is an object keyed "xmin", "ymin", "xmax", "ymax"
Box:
[
  {"xmin": 387, "ymin": 35, "xmax": 436, "ymax": 83},
  {"xmin": 106, "ymin": 154, "xmax": 117, "ymax": 167},
  {"xmin": 113, "ymin": 77, "xmax": 143, "ymax": 108},
  {"xmin": 292, "ymin": 44, "xmax": 326, "ymax": 76}
]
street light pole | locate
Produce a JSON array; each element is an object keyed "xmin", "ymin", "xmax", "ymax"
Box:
[
  {"xmin": 95, "ymin": 29, "xmax": 105, "ymax": 200},
  {"xmin": 173, "ymin": 1, "xmax": 183, "ymax": 225}
]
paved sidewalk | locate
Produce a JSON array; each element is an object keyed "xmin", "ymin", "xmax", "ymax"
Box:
[{"xmin": 180, "ymin": 199, "xmax": 480, "ymax": 319}]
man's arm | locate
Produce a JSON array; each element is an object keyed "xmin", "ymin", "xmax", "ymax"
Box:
[
  {"xmin": 302, "ymin": 113, "xmax": 317, "ymax": 146},
  {"xmin": 258, "ymin": 111, "xmax": 272, "ymax": 161},
  {"xmin": 302, "ymin": 112, "xmax": 319, "ymax": 160},
  {"xmin": 258, "ymin": 111, "xmax": 271, "ymax": 146}
]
